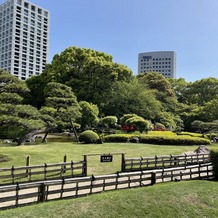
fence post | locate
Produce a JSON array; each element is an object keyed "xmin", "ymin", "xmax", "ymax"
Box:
[
  {"xmin": 83, "ymin": 155, "xmax": 87, "ymax": 176},
  {"xmin": 63, "ymin": 154, "xmax": 67, "ymax": 173},
  {"xmin": 184, "ymin": 154, "xmax": 187, "ymax": 166},
  {"xmin": 15, "ymin": 182, "xmax": 19, "ymax": 206},
  {"xmin": 121, "ymin": 153, "xmax": 125, "ymax": 172},
  {"xmin": 174, "ymin": 157, "xmax": 177, "ymax": 166},
  {"xmin": 38, "ymin": 183, "xmax": 46, "ymax": 202},
  {"xmin": 26, "ymin": 156, "xmax": 30, "ymax": 177},
  {"xmin": 44, "ymin": 163, "xmax": 47, "ymax": 180},
  {"xmin": 155, "ymin": 156, "xmax": 157, "ymax": 168},
  {"xmin": 151, "ymin": 172, "xmax": 156, "ymax": 185},
  {"xmin": 11, "ymin": 165, "xmax": 15, "ymax": 184}
]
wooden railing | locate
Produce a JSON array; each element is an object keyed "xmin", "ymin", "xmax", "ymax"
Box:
[
  {"xmin": 0, "ymin": 159, "xmax": 86, "ymax": 184},
  {"xmin": 0, "ymin": 162, "xmax": 213, "ymax": 209},
  {"xmin": 123, "ymin": 153, "xmax": 210, "ymax": 171}
]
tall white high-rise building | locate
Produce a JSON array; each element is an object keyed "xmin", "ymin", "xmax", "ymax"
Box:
[
  {"xmin": 0, "ymin": 0, "xmax": 50, "ymax": 80},
  {"xmin": 138, "ymin": 51, "xmax": 176, "ymax": 78}
]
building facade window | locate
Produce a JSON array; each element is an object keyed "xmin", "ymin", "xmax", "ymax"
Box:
[{"xmin": 0, "ymin": 0, "xmax": 50, "ymax": 80}]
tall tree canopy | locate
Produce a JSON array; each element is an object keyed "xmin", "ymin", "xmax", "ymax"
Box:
[
  {"xmin": 27, "ymin": 47, "xmax": 134, "ymax": 109},
  {"xmin": 168, "ymin": 78, "xmax": 189, "ymax": 102},
  {"xmin": 182, "ymin": 77, "xmax": 218, "ymax": 106},
  {"xmin": 137, "ymin": 72, "xmax": 175, "ymax": 97},
  {"xmin": 102, "ymin": 79, "xmax": 162, "ymax": 120}
]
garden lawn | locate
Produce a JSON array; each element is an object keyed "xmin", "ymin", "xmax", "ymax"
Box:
[
  {"xmin": 0, "ymin": 141, "xmax": 217, "ymax": 176},
  {"xmin": 0, "ymin": 180, "xmax": 218, "ymax": 218},
  {"xmin": 0, "ymin": 141, "xmax": 207, "ymax": 175}
]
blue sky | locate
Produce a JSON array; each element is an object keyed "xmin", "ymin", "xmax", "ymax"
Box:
[{"xmin": 6, "ymin": 0, "xmax": 218, "ymax": 81}]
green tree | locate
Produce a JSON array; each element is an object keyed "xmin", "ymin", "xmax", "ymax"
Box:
[
  {"xmin": 31, "ymin": 47, "xmax": 133, "ymax": 110},
  {"xmin": 25, "ymin": 75, "xmax": 48, "ymax": 109},
  {"xmin": 40, "ymin": 82, "xmax": 81, "ymax": 141},
  {"xmin": 138, "ymin": 72, "xmax": 178, "ymax": 113},
  {"xmin": 78, "ymin": 101, "xmax": 99, "ymax": 130},
  {"xmin": 0, "ymin": 70, "xmax": 45, "ymax": 144},
  {"xmin": 192, "ymin": 120, "xmax": 218, "ymax": 134},
  {"xmin": 137, "ymin": 72, "xmax": 181, "ymax": 128},
  {"xmin": 183, "ymin": 77, "xmax": 218, "ymax": 106},
  {"xmin": 102, "ymin": 79, "xmax": 162, "ymax": 120},
  {"xmin": 138, "ymin": 72, "xmax": 175, "ymax": 97},
  {"xmin": 199, "ymin": 98, "xmax": 218, "ymax": 122},
  {"xmin": 177, "ymin": 103, "xmax": 201, "ymax": 132},
  {"xmin": 168, "ymin": 78, "xmax": 189, "ymax": 102}
]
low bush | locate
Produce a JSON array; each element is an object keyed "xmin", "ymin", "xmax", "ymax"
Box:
[
  {"xmin": 210, "ymin": 148, "xmax": 218, "ymax": 180},
  {"xmin": 0, "ymin": 126, "xmax": 26, "ymax": 139},
  {"xmin": 79, "ymin": 130, "xmax": 99, "ymax": 144}
]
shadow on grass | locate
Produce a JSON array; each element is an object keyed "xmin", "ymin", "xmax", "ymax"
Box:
[{"xmin": 0, "ymin": 154, "xmax": 11, "ymax": 163}]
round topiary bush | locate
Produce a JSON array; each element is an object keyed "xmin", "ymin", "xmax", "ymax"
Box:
[{"xmin": 79, "ymin": 130, "xmax": 99, "ymax": 144}]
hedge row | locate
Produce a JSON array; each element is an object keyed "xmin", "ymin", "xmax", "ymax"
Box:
[
  {"xmin": 103, "ymin": 134, "xmax": 130, "ymax": 143},
  {"xmin": 103, "ymin": 134, "xmax": 211, "ymax": 145},
  {"xmin": 139, "ymin": 135, "xmax": 211, "ymax": 145}
]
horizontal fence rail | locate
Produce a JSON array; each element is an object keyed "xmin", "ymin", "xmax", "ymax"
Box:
[
  {"xmin": 0, "ymin": 162, "xmax": 214, "ymax": 209},
  {"xmin": 0, "ymin": 159, "xmax": 86, "ymax": 185},
  {"xmin": 123, "ymin": 153, "xmax": 210, "ymax": 172}
]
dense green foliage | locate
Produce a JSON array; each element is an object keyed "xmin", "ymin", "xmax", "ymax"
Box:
[
  {"xmin": 78, "ymin": 101, "xmax": 99, "ymax": 130},
  {"xmin": 100, "ymin": 116, "xmax": 118, "ymax": 128},
  {"xmin": 79, "ymin": 130, "xmax": 100, "ymax": 144},
  {"xmin": 1, "ymin": 46, "xmax": 218, "ymax": 142},
  {"xmin": 0, "ymin": 69, "xmax": 46, "ymax": 141},
  {"xmin": 40, "ymin": 82, "xmax": 81, "ymax": 132}
]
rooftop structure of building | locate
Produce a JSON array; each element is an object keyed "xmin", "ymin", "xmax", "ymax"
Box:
[{"xmin": 138, "ymin": 51, "xmax": 176, "ymax": 78}]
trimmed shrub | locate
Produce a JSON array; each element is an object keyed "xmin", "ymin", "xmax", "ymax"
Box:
[
  {"xmin": 126, "ymin": 117, "xmax": 150, "ymax": 133},
  {"xmin": 139, "ymin": 135, "xmax": 211, "ymax": 145},
  {"xmin": 79, "ymin": 130, "xmax": 99, "ymax": 144},
  {"xmin": 210, "ymin": 149, "xmax": 218, "ymax": 180},
  {"xmin": 103, "ymin": 133, "xmax": 211, "ymax": 145},
  {"xmin": 100, "ymin": 116, "xmax": 118, "ymax": 128},
  {"xmin": 120, "ymin": 114, "xmax": 138, "ymax": 125},
  {"xmin": 103, "ymin": 134, "xmax": 130, "ymax": 142}
]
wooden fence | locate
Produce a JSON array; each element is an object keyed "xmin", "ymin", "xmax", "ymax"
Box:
[
  {"xmin": 0, "ymin": 162, "xmax": 213, "ymax": 209},
  {"xmin": 0, "ymin": 153, "xmax": 210, "ymax": 184},
  {"xmin": 123, "ymin": 153, "xmax": 210, "ymax": 171},
  {"xmin": 0, "ymin": 156, "xmax": 86, "ymax": 184}
]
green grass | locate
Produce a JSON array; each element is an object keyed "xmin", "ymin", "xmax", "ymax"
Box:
[
  {"xmin": 0, "ymin": 180, "xmax": 218, "ymax": 217},
  {"xmin": 0, "ymin": 141, "xmax": 208, "ymax": 175},
  {"xmin": 0, "ymin": 137, "xmax": 218, "ymax": 216},
  {"xmin": 0, "ymin": 141, "xmax": 217, "ymax": 183}
]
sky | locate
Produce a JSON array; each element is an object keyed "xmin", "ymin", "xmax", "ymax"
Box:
[{"xmin": 3, "ymin": 0, "xmax": 218, "ymax": 82}]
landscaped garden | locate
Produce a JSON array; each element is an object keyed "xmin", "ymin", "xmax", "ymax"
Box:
[{"xmin": 1, "ymin": 49, "xmax": 218, "ymax": 216}]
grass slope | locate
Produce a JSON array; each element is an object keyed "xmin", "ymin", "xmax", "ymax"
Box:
[{"xmin": 0, "ymin": 180, "xmax": 218, "ymax": 218}]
